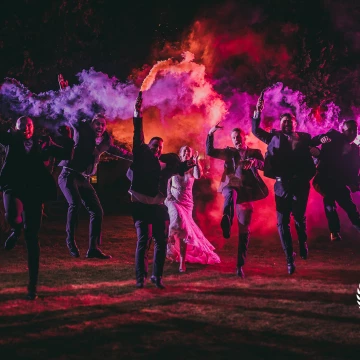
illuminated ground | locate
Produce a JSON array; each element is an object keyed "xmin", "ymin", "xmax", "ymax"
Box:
[{"xmin": 0, "ymin": 213, "xmax": 360, "ymax": 360}]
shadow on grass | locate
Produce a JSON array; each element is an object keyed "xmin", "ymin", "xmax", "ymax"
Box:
[{"xmin": 1, "ymin": 308, "xmax": 360, "ymax": 360}]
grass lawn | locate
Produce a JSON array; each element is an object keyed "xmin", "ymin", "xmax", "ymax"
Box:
[{"xmin": 0, "ymin": 213, "xmax": 360, "ymax": 359}]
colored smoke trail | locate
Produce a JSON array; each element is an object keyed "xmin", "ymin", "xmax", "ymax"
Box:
[
  {"xmin": 1, "ymin": 38, "xmax": 360, "ymax": 244},
  {"xmin": 140, "ymin": 58, "xmax": 173, "ymax": 91},
  {"xmin": 0, "ymin": 71, "xmax": 138, "ymax": 125},
  {"xmin": 0, "ymin": 52, "xmax": 226, "ymax": 130}
]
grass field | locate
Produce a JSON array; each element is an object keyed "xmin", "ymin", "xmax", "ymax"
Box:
[{"xmin": 1, "ymin": 213, "xmax": 360, "ymax": 360}]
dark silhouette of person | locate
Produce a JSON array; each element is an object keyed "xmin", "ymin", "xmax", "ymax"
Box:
[
  {"xmin": 206, "ymin": 123, "xmax": 268, "ymax": 278},
  {"xmin": 128, "ymin": 92, "xmax": 195, "ymax": 289},
  {"xmin": 312, "ymin": 120, "xmax": 360, "ymax": 241},
  {"xmin": 252, "ymin": 93, "xmax": 316, "ymax": 275},
  {"xmin": 1, "ymin": 116, "xmax": 74, "ymax": 299}
]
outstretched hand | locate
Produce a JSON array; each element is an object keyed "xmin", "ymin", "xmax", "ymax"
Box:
[
  {"xmin": 134, "ymin": 91, "xmax": 143, "ymax": 118},
  {"xmin": 208, "ymin": 121, "xmax": 223, "ymax": 135},
  {"xmin": 58, "ymin": 74, "xmax": 69, "ymax": 90}
]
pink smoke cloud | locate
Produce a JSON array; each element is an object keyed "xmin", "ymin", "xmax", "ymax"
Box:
[{"xmin": 1, "ymin": 49, "xmax": 359, "ymax": 244}]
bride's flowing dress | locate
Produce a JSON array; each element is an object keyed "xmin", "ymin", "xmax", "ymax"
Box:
[{"xmin": 165, "ymin": 172, "xmax": 220, "ymax": 265}]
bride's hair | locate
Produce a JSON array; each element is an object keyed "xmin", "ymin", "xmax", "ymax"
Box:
[{"xmin": 179, "ymin": 145, "xmax": 193, "ymax": 158}]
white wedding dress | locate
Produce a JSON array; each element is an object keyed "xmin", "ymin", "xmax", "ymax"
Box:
[{"xmin": 165, "ymin": 172, "xmax": 220, "ymax": 265}]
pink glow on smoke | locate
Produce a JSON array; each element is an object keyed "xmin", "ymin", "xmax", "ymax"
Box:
[{"xmin": 1, "ymin": 51, "xmax": 359, "ymax": 245}]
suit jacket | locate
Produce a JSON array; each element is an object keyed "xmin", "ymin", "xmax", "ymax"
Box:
[
  {"xmin": 0, "ymin": 130, "xmax": 74, "ymax": 202},
  {"xmin": 312, "ymin": 129, "xmax": 360, "ymax": 186},
  {"xmin": 59, "ymin": 120, "xmax": 133, "ymax": 176},
  {"xmin": 129, "ymin": 117, "xmax": 188, "ymax": 198},
  {"xmin": 206, "ymin": 133, "xmax": 269, "ymax": 203},
  {"xmin": 252, "ymin": 115, "xmax": 316, "ymax": 181}
]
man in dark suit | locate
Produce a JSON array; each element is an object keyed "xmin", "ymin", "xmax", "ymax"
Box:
[
  {"xmin": 206, "ymin": 123, "xmax": 268, "ymax": 278},
  {"xmin": 252, "ymin": 95, "xmax": 316, "ymax": 274},
  {"xmin": 311, "ymin": 120, "xmax": 360, "ymax": 241},
  {"xmin": 128, "ymin": 92, "xmax": 194, "ymax": 289},
  {"xmin": 0, "ymin": 116, "xmax": 74, "ymax": 299},
  {"xmin": 58, "ymin": 113, "xmax": 133, "ymax": 259},
  {"xmin": 56, "ymin": 75, "xmax": 133, "ymax": 259}
]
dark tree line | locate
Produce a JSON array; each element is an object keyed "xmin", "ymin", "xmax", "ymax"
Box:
[{"xmin": 1, "ymin": 0, "xmax": 360, "ymax": 114}]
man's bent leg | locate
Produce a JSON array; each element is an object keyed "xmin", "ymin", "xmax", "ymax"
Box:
[
  {"xmin": 336, "ymin": 185, "xmax": 360, "ymax": 232},
  {"xmin": 324, "ymin": 196, "xmax": 340, "ymax": 234},
  {"xmin": 3, "ymin": 191, "xmax": 23, "ymax": 250}
]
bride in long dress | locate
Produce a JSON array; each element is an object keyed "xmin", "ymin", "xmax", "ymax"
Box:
[{"xmin": 165, "ymin": 146, "xmax": 221, "ymax": 272}]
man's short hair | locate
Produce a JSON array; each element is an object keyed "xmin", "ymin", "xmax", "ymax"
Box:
[
  {"xmin": 341, "ymin": 119, "xmax": 357, "ymax": 130},
  {"xmin": 149, "ymin": 136, "xmax": 164, "ymax": 143},
  {"xmin": 91, "ymin": 113, "xmax": 106, "ymax": 122},
  {"xmin": 280, "ymin": 113, "xmax": 296, "ymax": 122},
  {"xmin": 15, "ymin": 116, "xmax": 33, "ymax": 128},
  {"xmin": 178, "ymin": 145, "xmax": 192, "ymax": 157},
  {"xmin": 231, "ymin": 128, "xmax": 245, "ymax": 136}
]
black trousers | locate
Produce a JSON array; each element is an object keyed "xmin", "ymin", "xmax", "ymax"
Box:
[
  {"xmin": 132, "ymin": 202, "xmax": 169, "ymax": 282},
  {"xmin": 58, "ymin": 168, "xmax": 103, "ymax": 249},
  {"xmin": 274, "ymin": 179, "xmax": 310, "ymax": 262},
  {"xmin": 3, "ymin": 190, "xmax": 43, "ymax": 289},
  {"xmin": 222, "ymin": 186, "xmax": 254, "ymax": 266},
  {"xmin": 222, "ymin": 186, "xmax": 237, "ymax": 226},
  {"xmin": 313, "ymin": 176, "xmax": 360, "ymax": 233}
]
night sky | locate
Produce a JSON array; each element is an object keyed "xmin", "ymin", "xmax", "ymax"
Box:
[{"xmin": 1, "ymin": 0, "xmax": 360, "ymax": 112}]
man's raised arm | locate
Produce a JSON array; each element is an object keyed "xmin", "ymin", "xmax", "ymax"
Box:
[
  {"xmin": 133, "ymin": 91, "xmax": 145, "ymax": 150},
  {"xmin": 252, "ymin": 91, "xmax": 273, "ymax": 145},
  {"xmin": 206, "ymin": 121, "xmax": 227, "ymax": 160},
  {"xmin": 57, "ymin": 74, "xmax": 81, "ymax": 130}
]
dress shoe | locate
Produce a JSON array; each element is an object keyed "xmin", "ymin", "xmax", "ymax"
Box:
[
  {"xmin": 136, "ymin": 277, "xmax": 146, "ymax": 289},
  {"xmin": 287, "ymin": 262, "xmax": 296, "ymax": 275},
  {"xmin": 4, "ymin": 232, "xmax": 19, "ymax": 250},
  {"xmin": 330, "ymin": 232, "xmax": 342, "ymax": 242},
  {"xmin": 236, "ymin": 266, "xmax": 245, "ymax": 278},
  {"xmin": 86, "ymin": 248, "xmax": 112, "ymax": 259},
  {"xmin": 26, "ymin": 286, "xmax": 38, "ymax": 300},
  {"xmin": 287, "ymin": 252, "xmax": 296, "ymax": 275},
  {"xmin": 66, "ymin": 242, "xmax": 80, "ymax": 258},
  {"xmin": 150, "ymin": 275, "xmax": 166, "ymax": 289},
  {"xmin": 299, "ymin": 241, "xmax": 308, "ymax": 260},
  {"xmin": 220, "ymin": 214, "xmax": 231, "ymax": 239}
]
